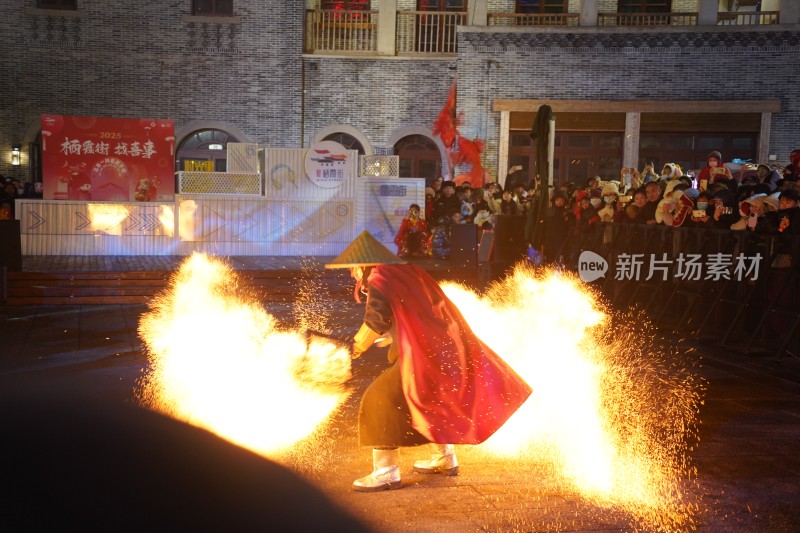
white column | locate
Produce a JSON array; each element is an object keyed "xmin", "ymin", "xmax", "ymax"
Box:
[
  {"xmin": 623, "ymin": 112, "xmax": 640, "ymax": 170},
  {"xmin": 468, "ymin": 0, "xmax": 488, "ymax": 26},
  {"xmin": 758, "ymin": 113, "xmax": 772, "ymax": 164},
  {"xmin": 377, "ymin": 0, "xmax": 397, "ymax": 56},
  {"xmin": 697, "ymin": 0, "xmax": 719, "ymax": 26},
  {"xmin": 498, "ymin": 111, "xmax": 510, "ymax": 189},
  {"xmin": 580, "ymin": 0, "xmax": 598, "ymax": 27}
]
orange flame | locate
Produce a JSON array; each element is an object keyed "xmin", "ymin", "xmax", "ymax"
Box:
[
  {"xmin": 442, "ymin": 264, "xmax": 703, "ymax": 531},
  {"xmin": 137, "ymin": 255, "xmax": 701, "ymax": 531},
  {"xmin": 137, "ymin": 253, "xmax": 352, "ymax": 457}
]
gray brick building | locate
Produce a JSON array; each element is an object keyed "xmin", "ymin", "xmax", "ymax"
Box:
[{"xmin": 2, "ymin": 0, "xmax": 799, "ymax": 188}]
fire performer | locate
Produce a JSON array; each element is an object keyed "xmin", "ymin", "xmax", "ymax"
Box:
[{"xmin": 326, "ymin": 231, "xmax": 532, "ymax": 492}]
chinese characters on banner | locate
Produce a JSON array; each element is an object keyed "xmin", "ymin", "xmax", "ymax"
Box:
[
  {"xmin": 41, "ymin": 114, "xmax": 175, "ymax": 202},
  {"xmin": 614, "ymin": 253, "xmax": 763, "ymax": 282}
]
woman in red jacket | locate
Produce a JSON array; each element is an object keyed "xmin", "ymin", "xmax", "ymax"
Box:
[
  {"xmin": 393, "ymin": 203, "xmax": 430, "ymax": 258},
  {"xmin": 697, "ymin": 151, "xmax": 733, "ymax": 190}
]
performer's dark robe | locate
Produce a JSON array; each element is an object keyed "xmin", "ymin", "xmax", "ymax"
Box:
[{"xmin": 358, "ymin": 264, "xmax": 532, "ymax": 447}]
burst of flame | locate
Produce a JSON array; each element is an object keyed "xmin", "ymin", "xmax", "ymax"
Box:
[
  {"xmin": 442, "ymin": 263, "xmax": 703, "ymax": 532},
  {"xmin": 87, "ymin": 203, "xmax": 130, "ymax": 234},
  {"xmin": 158, "ymin": 205, "xmax": 175, "ymax": 237},
  {"xmin": 137, "ymin": 253, "xmax": 702, "ymax": 531},
  {"xmin": 137, "ymin": 253, "xmax": 352, "ymax": 457}
]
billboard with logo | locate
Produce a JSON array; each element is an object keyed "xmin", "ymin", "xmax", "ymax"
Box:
[{"xmin": 41, "ymin": 114, "xmax": 175, "ymax": 202}]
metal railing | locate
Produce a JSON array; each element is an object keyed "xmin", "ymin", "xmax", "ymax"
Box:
[
  {"xmin": 567, "ymin": 224, "xmax": 800, "ymax": 363},
  {"xmin": 396, "ymin": 11, "xmax": 466, "ymax": 55},
  {"xmin": 304, "ymin": 9, "xmax": 378, "ymax": 54},
  {"xmin": 487, "ymin": 12, "xmax": 580, "ymax": 27},
  {"xmin": 717, "ymin": 11, "xmax": 780, "ymax": 26},
  {"xmin": 304, "ymin": 9, "xmax": 784, "ymax": 55},
  {"xmin": 597, "ymin": 12, "xmax": 698, "ymax": 27}
]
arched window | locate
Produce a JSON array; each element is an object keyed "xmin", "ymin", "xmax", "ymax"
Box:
[
  {"xmin": 323, "ymin": 132, "xmax": 365, "ymax": 155},
  {"xmin": 394, "ymin": 134, "xmax": 441, "ymax": 183},
  {"xmin": 176, "ymin": 129, "xmax": 239, "ymax": 172}
]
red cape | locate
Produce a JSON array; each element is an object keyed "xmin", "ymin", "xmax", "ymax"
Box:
[{"xmin": 368, "ymin": 264, "xmax": 532, "ymax": 444}]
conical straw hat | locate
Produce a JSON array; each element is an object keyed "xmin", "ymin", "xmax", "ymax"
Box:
[{"xmin": 325, "ymin": 230, "xmax": 406, "ymax": 269}]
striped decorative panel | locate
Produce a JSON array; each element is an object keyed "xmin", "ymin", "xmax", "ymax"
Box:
[
  {"xmin": 262, "ymin": 148, "xmax": 359, "ymax": 201},
  {"xmin": 226, "ymin": 143, "xmax": 260, "ymax": 172}
]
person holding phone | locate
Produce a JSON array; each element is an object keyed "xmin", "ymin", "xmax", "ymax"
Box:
[
  {"xmin": 688, "ymin": 191, "xmax": 713, "ymax": 226},
  {"xmin": 698, "ymin": 151, "xmax": 733, "ymax": 189},
  {"xmin": 711, "ymin": 188, "xmax": 740, "ymax": 228}
]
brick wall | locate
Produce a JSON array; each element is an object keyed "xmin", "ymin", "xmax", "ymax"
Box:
[
  {"xmin": 2, "ymin": 0, "xmax": 797, "ymax": 186},
  {"xmin": 0, "ymin": 0, "xmax": 304, "ymax": 180},
  {"xmin": 457, "ymin": 26, "xmax": 800, "ymax": 172},
  {"xmin": 302, "ymin": 57, "xmax": 456, "ymax": 149}
]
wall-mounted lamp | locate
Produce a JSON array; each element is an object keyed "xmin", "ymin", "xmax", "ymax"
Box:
[{"xmin": 11, "ymin": 145, "xmax": 21, "ymax": 166}]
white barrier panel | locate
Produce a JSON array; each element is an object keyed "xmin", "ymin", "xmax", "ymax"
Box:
[
  {"xmin": 16, "ymin": 197, "xmax": 354, "ymax": 256},
  {"xmin": 355, "ymin": 178, "xmax": 426, "ymax": 251}
]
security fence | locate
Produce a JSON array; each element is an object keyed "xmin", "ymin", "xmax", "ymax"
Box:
[{"xmin": 574, "ymin": 224, "xmax": 800, "ymax": 364}]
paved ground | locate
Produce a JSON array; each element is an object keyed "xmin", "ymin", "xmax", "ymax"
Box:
[{"xmin": 2, "ymin": 256, "xmax": 800, "ymax": 531}]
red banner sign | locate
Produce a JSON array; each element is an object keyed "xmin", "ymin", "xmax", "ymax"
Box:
[{"xmin": 41, "ymin": 115, "xmax": 175, "ymax": 202}]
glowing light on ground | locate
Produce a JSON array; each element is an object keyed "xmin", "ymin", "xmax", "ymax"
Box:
[
  {"xmin": 137, "ymin": 253, "xmax": 352, "ymax": 457},
  {"xmin": 442, "ymin": 263, "xmax": 704, "ymax": 532}
]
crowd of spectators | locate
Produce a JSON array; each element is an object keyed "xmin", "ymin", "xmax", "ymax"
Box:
[
  {"xmin": 536, "ymin": 150, "xmax": 800, "ymax": 266},
  {"xmin": 396, "ymin": 149, "xmax": 800, "ymax": 263},
  {"xmin": 418, "ymin": 176, "xmax": 538, "ymax": 259},
  {"xmin": 0, "ymin": 175, "xmax": 42, "ymax": 220}
]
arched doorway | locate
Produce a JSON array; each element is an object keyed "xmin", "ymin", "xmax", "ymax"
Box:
[
  {"xmin": 394, "ymin": 134, "xmax": 442, "ymax": 184},
  {"xmin": 323, "ymin": 131, "xmax": 365, "ymax": 155},
  {"xmin": 176, "ymin": 129, "xmax": 239, "ymax": 172}
]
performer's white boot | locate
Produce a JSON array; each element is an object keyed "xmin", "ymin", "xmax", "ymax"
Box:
[
  {"xmin": 352, "ymin": 448, "xmax": 401, "ymax": 492},
  {"xmin": 413, "ymin": 443, "xmax": 459, "ymax": 476}
]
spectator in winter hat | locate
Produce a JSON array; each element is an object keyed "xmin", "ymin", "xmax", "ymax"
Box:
[
  {"xmin": 597, "ymin": 182, "xmax": 622, "ymax": 223},
  {"xmin": 660, "ymin": 163, "xmax": 683, "ymax": 181},
  {"xmin": 431, "ymin": 181, "xmax": 459, "ymax": 224},
  {"xmin": 499, "ymin": 189, "xmax": 520, "ymax": 215},
  {"xmin": 757, "ymin": 164, "xmax": 782, "ymax": 191},
  {"xmin": 698, "ymin": 150, "xmax": 732, "ymax": 188}
]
